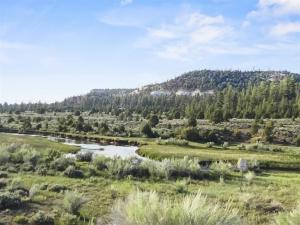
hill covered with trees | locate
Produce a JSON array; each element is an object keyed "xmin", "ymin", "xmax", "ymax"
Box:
[{"xmin": 1, "ymin": 70, "xmax": 300, "ymax": 122}]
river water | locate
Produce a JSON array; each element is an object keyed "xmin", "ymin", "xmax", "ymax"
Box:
[{"xmin": 47, "ymin": 136, "xmax": 142, "ymax": 159}]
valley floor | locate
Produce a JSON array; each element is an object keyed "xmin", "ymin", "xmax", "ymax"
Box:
[{"xmin": 0, "ymin": 133, "xmax": 300, "ymax": 225}]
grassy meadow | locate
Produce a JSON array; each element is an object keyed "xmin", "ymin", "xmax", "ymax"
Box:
[{"xmin": 0, "ymin": 132, "xmax": 300, "ymax": 225}]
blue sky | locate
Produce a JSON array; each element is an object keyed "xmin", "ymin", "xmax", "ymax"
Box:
[{"xmin": 1, "ymin": 0, "xmax": 300, "ymax": 103}]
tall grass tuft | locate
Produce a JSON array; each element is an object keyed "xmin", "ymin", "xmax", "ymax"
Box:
[{"xmin": 110, "ymin": 190, "xmax": 241, "ymax": 225}]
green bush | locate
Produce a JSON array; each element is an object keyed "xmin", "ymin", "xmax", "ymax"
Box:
[
  {"xmin": 295, "ymin": 134, "xmax": 300, "ymax": 146},
  {"xmin": 50, "ymin": 157, "xmax": 75, "ymax": 171},
  {"xmin": 93, "ymin": 156, "xmax": 109, "ymax": 170},
  {"xmin": 110, "ymin": 191, "xmax": 241, "ymax": 225},
  {"xmin": 156, "ymin": 138, "xmax": 189, "ymax": 147},
  {"xmin": 0, "ymin": 178, "xmax": 8, "ymax": 189},
  {"xmin": 63, "ymin": 166, "xmax": 84, "ymax": 178},
  {"xmin": 0, "ymin": 171, "xmax": 8, "ymax": 178},
  {"xmin": 57, "ymin": 213, "xmax": 79, "ymax": 225},
  {"xmin": 63, "ymin": 191, "xmax": 86, "ymax": 215},
  {"xmin": 180, "ymin": 127, "xmax": 199, "ymax": 142},
  {"xmin": 76, "ymin": 151, "xmax": 93, "ymax": 162},
  {"xmin": 14, "ymin": 215, "xmax": 29, "ymax": 224},
  {"xmin": 0, "ymin": 192, "xmax": 22, "ymax": 210},
  {"xmin": 48, "ymin": 184, "xmax": 69, "ymax": 193},
  {"xmin": 30, "ymin": 211, "xmax": 55, "ymax": 225}
]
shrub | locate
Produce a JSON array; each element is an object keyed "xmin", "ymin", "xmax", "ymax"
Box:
[
  {"xmin": 63, "ymin": 166, "xmax": 84, "ymax": 178},
  {"xmin": 57, "ymin": 213, "xmax": 79, "ymax": 225},
  {"xmin": 9, "ymin": 177, "xmax": 29, "ymax": 197},
  {"xmin": 107, "ymin": 157, "xmax": 149, "ymax": 179},
  {"xmin": 76, "ymin": 151, "xmax": 93, "ymax": 162},
  {"xmin": 210, "ymin": 161, "xmax": 231, "ymax": 183},
  {"xmin": 0, "ymin": 178, "xmax": 8, "ymax": 189},
  {"xmin": 14, "ymin": 215, "xmax": 29, "ymax": 224},
  {"xmin": 63, "ymin": 191, "xmax": 86, "ymax": 215},
  {"xmin": 222, "ymin": 142, "xmax": 230, "ymax": 149},
  {"xmin": 30, "ymin": 211, "xmax": 55, "ymax": 225},
  {"xmin": 295, "ymin": 134, "xmax": 300, "ymax": 146},
  {"xmin": 237, "ymin": 144, "xmax": 246, "ymax": 150},
  {"xmin": 29, "ymin": 184, "xmax": 41, "ymax": 200},
  {"xmin": 93, "ymin": 156, "xmax": 109, "ymax": 170},
  {"xmin": 50, "ymin": 157, "xmax": 75, "ymax": 171},
  {"xmin": 110, "ymin": 191, "xmax": 241, "ymax": 225},
  {"xmin": 244, "ymin": 172, "xmax": 256, "ymax": 185},
  {"xmin": 0, "ymin": 192, "xmax": 22, "ymax": 210},
  {"xmin": 180, "ymin": 127, "xmax": 199, "ymax": 142},
  {"xmin": 206, "ymin": 142, "xmax": 214, "ymax": 148},
  {"xmin": 36, "ymin": 165, "xmax": 48, "ymax": 176},
  {"xmin": 156, "ymin": 138, "xmax": 189, "ymax": 147},
  {"xmin": 21, "ymin": 146, "xmax": 41, "ymax": 167},
  {"xmin": 140, "ymin": 123, "xmax": 155, "ymax": 138},
  {"xmin": 0, "ymin": 171, "xmax": 8, "ymax": 178},
  {"xmin": 48, "ymin": 184, "xmax": 69, "ymax": 193},
  {"xmin": 0, "ymin": 147, "xmax": 10, "ymax": 164}
]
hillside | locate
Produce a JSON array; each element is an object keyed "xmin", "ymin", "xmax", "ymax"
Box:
[
  {"xmin": 1, "ymin": 70, "xmax": 300, "ymax": 121},
  {"xmin": 140, "ymin": 70, "xmax": 300, "ymax": 94}
]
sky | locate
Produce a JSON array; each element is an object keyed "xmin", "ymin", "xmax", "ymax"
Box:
[{"xmin": 1, "ymin": 0, "xmax": 300, "ymax": 103}]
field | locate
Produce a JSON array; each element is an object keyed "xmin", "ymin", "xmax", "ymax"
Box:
[{"xmin": 1, "ymin": 131, "xmax": 300, "ymax": 225}]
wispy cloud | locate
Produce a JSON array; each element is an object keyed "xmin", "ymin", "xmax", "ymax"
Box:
[
  {"xmin": 135, "ymin": 11, "xmax": 234, "ymax": 60},
  {"xmin": 120, "ymin": 0, "xmax": 133, "ymax": 6},
  {"xmin": 271, "ymin": 21, "xmax": 300, "ymax": 36}
]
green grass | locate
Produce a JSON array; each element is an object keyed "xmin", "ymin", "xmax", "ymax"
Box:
[
  {"xmin": 1, "ymin": 133, "xmax": 300, "ymax": 224},
  {"xmin": 0, "ymin": 133, "xmax": 79, "ymax": 153},
  {"xmin": 139, "ymin": 142, "xmax": 300, "ymax": 169}
]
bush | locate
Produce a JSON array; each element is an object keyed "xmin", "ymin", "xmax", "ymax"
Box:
[
  {"xmin": 14, "ymin": 215, "xmax": 29, "ymax": 224},
  {"xmin": 0, "ymin": 171, "xmax": 8, "ymax": 178},
  {"xmin": 57, "ymin": 213, "xmax": 79, "ymax": 225},
  {"xmin": 0, "ymin": 178, "xmax": 8, "ymax": 189},
  {"xmin": 50, "ymin": 157, "xmax": 75, "ymax": 171},
  {"xmin": 245, "ymin": 144, "xmax": 282, "ymax": 152},
  {"xmin": 110, "ymin": 191, "xmax": 241, "ymax": 225},
  {"xmin": 63, "ymin": 191, "xmax": 86, "ymax": 215},
  {"xmin": 295, "ymin": 134, "xmax": 300, "ymax": 146},
  {"xmin": 141, "ymin": 157, "xmax": 203, "ymax": 180},
  {"xmin": 63, "ymin": 166, "xmax": 84, "ymax": 178},
  {"xmin": 29, "ymin": 184, "xmax": 41, "ymax": 200},
  {"xmin": 36, "ymin": 165, "xmax": 48, "ymax": 176},
  {"xmin": 156, "ymin": 138, "xmax": 189, "ymax": 147},
  {"xmin": 140, "ymin": 123, "xmax": 155, "ymax": 138},
  {"xmin": 180, "ymin": 127, "xmax": 199, "ymax": 142},
  {"xmin": 244, "ymin": 172, "xmax": 256, "ymax": 185},
  {"xmin": 30, "ymin": 211, "xmax": 55, "ymax": 225},
  {"xmin": 93, "ymin": 156, "xmax": 109, "ymax": 170},
  {"xmin": 0, "ymin": 147, "xmax": 10, "ymax": 164},
  {"xmin": 0, "ymin": 192, "xmax": 22, "ymax": 210},
  {"xmin": 8, "ymin": 177, "xmax": 29, "ymax": 197},
  {"xmin": 210, "ymin": 161, "xmax": 231, "ymax": 183},
  {"xmin": 107, "ymin": 157, "xmax": 149, "ymax": 179},
  {"xmin": 222, "ymin": 142, "xmax": 230, "ymax": 149},
  {"xmin": 48, "ymin": 184, "xmax": 69, "ymax": 193},
  {"xmin": 76, "ymin": 152, "xmax": 93, "ymax": 162},
  {"xmin": 206, "ymin": 142, "xmax": 214, "ymax": 148}
]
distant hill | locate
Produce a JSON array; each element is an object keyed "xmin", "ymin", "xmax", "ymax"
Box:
[
  {"xmin": 60, "ymin": 70, "xmax": 300, "ymax": 104},
  {"xmin": 1, "ymin": 70, "xmax": 300, "ymax": 120},
  {"xmin": 139, "ymin": 70, "xmax": 300, "ymax": 94}
]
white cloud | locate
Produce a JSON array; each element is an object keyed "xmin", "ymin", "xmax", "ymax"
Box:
[
  {"xmin": 271, "ymin": 22, "xmax": 300, "ymax": 36},
  {"xmin": 258, "ymin": 0, "xmax": 300, "ymax": 15},
  {"xmin": 120, "ymin": 0, "xmax": 133, "ymax": 6},
  {"xmin": 137, "ymin": 12, "xmax": 233, "ymax": 60},
  {"xmin": 248, "ymin": 0, "xmax": 300, "ymax": 19}
]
